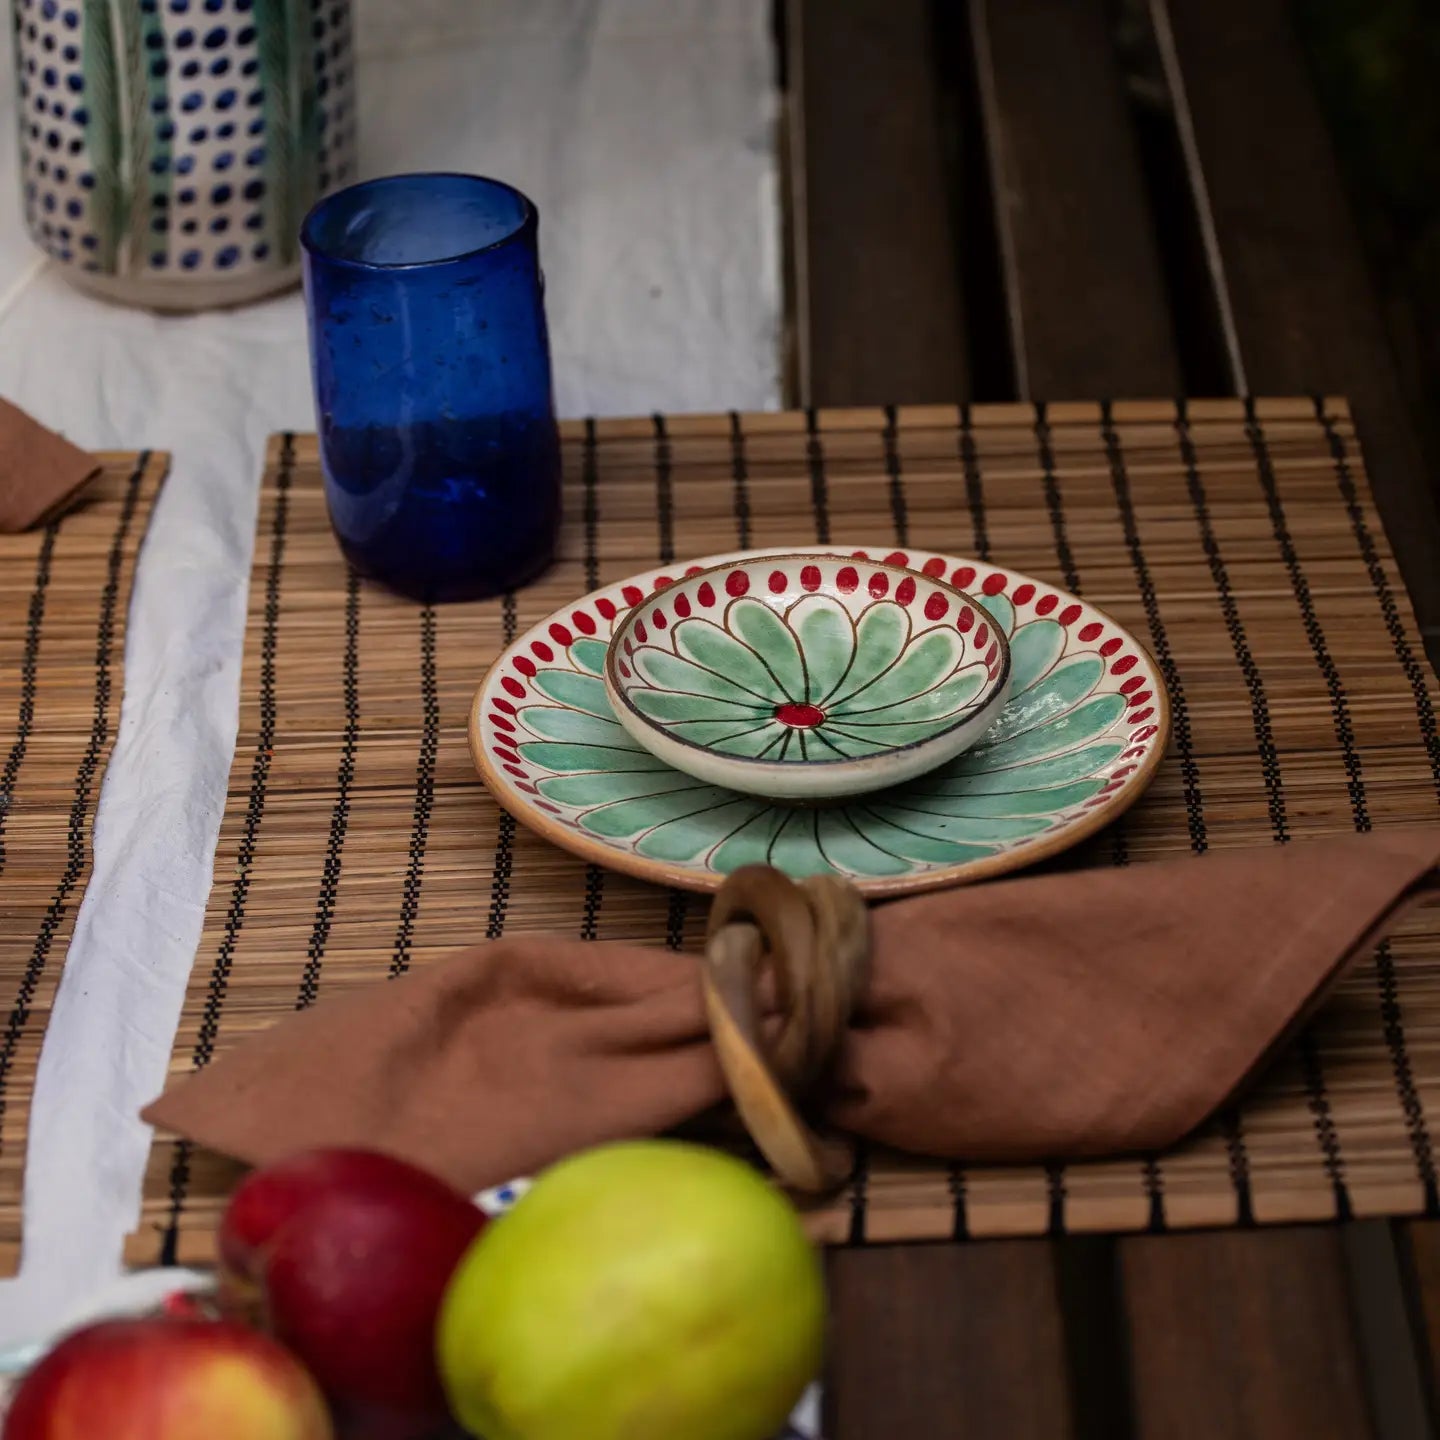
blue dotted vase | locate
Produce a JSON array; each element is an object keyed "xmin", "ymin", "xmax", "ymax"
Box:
[{"xmin": 12, "ymin": 0, "xmax": 355, "ymax": 309}]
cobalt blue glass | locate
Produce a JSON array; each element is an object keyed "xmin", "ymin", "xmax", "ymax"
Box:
[{"xmin": 300, "ymin": 173, "xmax": 562, "ymax": 602}]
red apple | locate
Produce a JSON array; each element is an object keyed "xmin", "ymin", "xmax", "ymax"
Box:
[
  {"xmin": 4, "ymin": 1316, "xmax": 332, "ymax": 1440},
  {"xmin": 219, "ymin": 1149, "xmax": 416, "ymax": 1283},
  {"xmin": 218, "ymin": 1149, "xmax": 485, "ymax": 1434}
]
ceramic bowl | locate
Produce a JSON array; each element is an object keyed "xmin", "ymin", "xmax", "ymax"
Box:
[{"xmin": 603, "ymin": 554, "xmax": 1012, "ymax": 801}]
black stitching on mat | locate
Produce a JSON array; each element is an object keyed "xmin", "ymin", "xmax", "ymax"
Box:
[
  {"xmin": 1245, "ymin": 398, "xmax": 1354, "ymax": 1219},
  {"xmin": 947, "ymin": 1163, "xmax": 969, "ymax": 1240},
  {"xmin": 1104, "ymin": 400, "xmax": 1218, "ymax": 1231},
  {"xmin": 882, "ymin": 403, "xmax": 908, "ymax": 548},
  {"xmin": 728, "ymin": 411, "xmax": 752, "ymax": 550},
  {"xmin": 651, "ymin": 413, "xmax": 674, "ymax": 565},
  {"xmin": 1141, "ymin": 1157, "xmax": 1165, "ymax": 1232},
  {"xmin": 295, "ymin": 566, "xmax": 361, "ymax": 1010},
  {"xmin": 484, "ymin": 592, "xmax": 519, "ymax": 941},
  {"xmin": 1312, "ymin": 397, "xmax": 1438, "ymax": 1211},
  {"xmin": 1034, "ymin": 405, "xmax": 1125, "ymax": 881},
  {"xmin": 847, "ymin": 1139, "xmax": 869, "ymax": 1245},
  {"xmin": 162, "ymin": 439, "xmax": 292, "ymax": 1258},
  {"xmin": 1247, "ymin": 400, "xmax": 1368, "ymax": 830},
  {"xmin": 1032, "ymin": 402, "xmax": 1081, "ymax": 595},
  {"xmin": 1314, "ymin": 400, "xmax": 1440, "ymax": 800},
  {"xmin": 0, "ymin": 456, "xmax": 145, "ymax": 1129},
  {"xmin": 1172, "ymin": 400, "xmax": 1273, "ymax": 1224},
  {"xmin": 0, "ymin": 521, "xmax": 59, "ymax": 880},
  {"xmin": 1045, "ymin": 1160, "xmax": 1067, "ymax": 1236},
  {"xmin": 957, "ymin": 403, "xmax": 991, "ymax": 562},
  {"xmin": 1219, "ymin": 1108, "xmax": 1256, "ymax": 1226},
  {"xmin": 1175, "ymin": 402, "xmax": 1288, "ymax": 843},
  {"xmin": 804, "ymin": 407, "xmax": 830, "ymax": 544},
  {"xmin": 1103, "ymin": 401, "xmax": 1206, "ymax": 859},
  {"xmin": 1027, "ymin": 407, "xmax": 1093, "ymax": 1229},
  {"xmin": 579, "ymin": 865, "xmax": 605, "ymax": 941},
  {"xmin": 390, "ymin": 604, "xmax": 439, "ymax": 979},
  {"xmin": 665, "ymin": 889, "xmax": 688, "ymax": 951},
  {"xmin": 578, "ymin": 415, "xmax": 630, "ymax": 942},
  {"xmin": 1374, "ymin": 935, "xmax": 1440, "ymax": 1214}
]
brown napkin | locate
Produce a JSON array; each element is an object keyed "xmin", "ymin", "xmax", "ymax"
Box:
[
  {"xmin": 145, "ymin": 831, "xmax": 1440, "ymax": 1193},
  {"xmin": 0, "ymin": 397, "xmax": 100, "ymax": 531}
]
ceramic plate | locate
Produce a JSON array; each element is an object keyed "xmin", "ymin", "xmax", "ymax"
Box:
[
  {"xmin": 470, "ymin": 546, "xmax": 1169, "ymax": 897},
  {"xmin": 603, "ymin": 554, "xmax": 1012, "ymax": 801}
]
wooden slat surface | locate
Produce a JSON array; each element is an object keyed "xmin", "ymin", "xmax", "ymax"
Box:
[
  {"xmin": 785, "ymin": 0, "xmax": 967, "ymax": 406},
  {"xmin": 969, "ymin": 0, "xmax": 1180, "ymax": 398},
  {"xmin": 825, "ymin": 1244, "xmax": 1076, "ymax": 1439},
  {"xmin": 1123, "ymin": 1229, "xmax": 1376, "ymax": 1439}
]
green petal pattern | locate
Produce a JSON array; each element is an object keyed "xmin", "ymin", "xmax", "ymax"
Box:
[
  {"xmin": 626, "ymin": 594, "xmax": 988, "ymax": 761},
  {"xmin": 479, "ymin": 549, "xmax": 1165, "ymax": 889}
]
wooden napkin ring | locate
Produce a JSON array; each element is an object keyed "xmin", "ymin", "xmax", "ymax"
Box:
[{"xmin": 702, "ymin": 864, "xmax": 869, "ymax": 1193}]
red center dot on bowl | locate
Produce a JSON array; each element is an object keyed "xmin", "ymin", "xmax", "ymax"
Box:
[
  {"xmin": 801, "ymin": 564, "xmax": 821, "ymax": 592},
  {"xmin": 769, "ymin": 569, "xmax": 788, "ymax": 593},
  {"xmin": 895, "ymin": 576, "xmax": 917, "ymax": 605},
  {"xmin": 836, "ymin": 566, "xmax": 859, "ymax": 593},
  {"xmin": 775, "ymin": 702, "xmax": 825, "ymax": 729},
  {"xmin": 868, "ymin": 572, "xmax": 889, "ymax": 599},
  {"xmin": 726, "ymin": 570, "xmax": 750, "ymax": 597}
]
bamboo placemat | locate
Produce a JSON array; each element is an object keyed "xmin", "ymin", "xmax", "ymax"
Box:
[
  {"xmin": 0, "ymin": 452, "xmax": 167, "ymax": 1274},
  {"xmin": 128, "ymin": 398, "xmax": 1440, "ymax": 1264}
]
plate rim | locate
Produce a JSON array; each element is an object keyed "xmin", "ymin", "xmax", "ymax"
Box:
[{"xmin": 468, "ymin": 546, "xmax": 1171, "ymax": 898}]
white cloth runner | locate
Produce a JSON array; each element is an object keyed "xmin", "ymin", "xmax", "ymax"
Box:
[{"xmin": 0, "ymin": 0, "xmax": 781, "ymax": 1342}]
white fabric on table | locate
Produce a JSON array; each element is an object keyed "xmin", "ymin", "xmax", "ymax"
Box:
[{"xmin": 0, "ymin": 0, "xmax": 780, "ymax": 1341}]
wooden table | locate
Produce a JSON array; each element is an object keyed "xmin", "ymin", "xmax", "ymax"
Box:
[{"xmin": 782, "ymin": 3, "xmax": 1440, "ymax": 1435}]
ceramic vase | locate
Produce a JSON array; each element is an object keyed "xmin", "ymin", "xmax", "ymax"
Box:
[{"xmin": 11, "ymin": 0, "xmax": 356, "ymax": 310}]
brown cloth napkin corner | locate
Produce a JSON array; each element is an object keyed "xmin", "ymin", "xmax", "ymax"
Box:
[
  {"xmin": 144, "ymin": 830, "xmax": 1440, "ymax": 1194},
  {"xmin": 0, "ymin": 397, "xmax": 100, "ymax": 531}
]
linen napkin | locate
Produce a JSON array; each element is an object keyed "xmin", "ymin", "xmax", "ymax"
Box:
[
  {"xmin": 0, "ymin": 398, "xmax": 100, "ymax": 531},
  {"xmin": 144, "ymin": 830, "xmax": 1440, "ymax": 1193}
]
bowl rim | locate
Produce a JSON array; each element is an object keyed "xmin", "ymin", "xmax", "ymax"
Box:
[{"xmin": 602, "ymin": 552, "xmax": 1012, "ymax": 772}]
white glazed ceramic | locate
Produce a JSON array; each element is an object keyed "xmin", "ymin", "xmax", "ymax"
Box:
[
  {"xmin": 471, "ymin": 543, "xmax": 1170, "ymax": 897},
  {"xmin": 603, "ymin": 554, "xmax": 1011, "ymax": 801}
]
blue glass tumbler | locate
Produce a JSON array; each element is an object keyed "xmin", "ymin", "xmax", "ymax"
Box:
[{"xmin": 300, "ymin": 174, "xmax": 562, "ymax": 602}]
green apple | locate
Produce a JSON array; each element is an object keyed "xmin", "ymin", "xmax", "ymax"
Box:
[{"xmin": 436, "ymin": 1141, "xmax": 824, "ymax": 1440}]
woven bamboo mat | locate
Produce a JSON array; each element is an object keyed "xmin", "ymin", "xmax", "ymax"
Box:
[
  {"xmin": 0, "ymin": 452, "xmax": 168, "ymax": 1274},
  {"xmin": 128, "ymin": 398, "xmax": 1440, "ymax": 1265}
]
